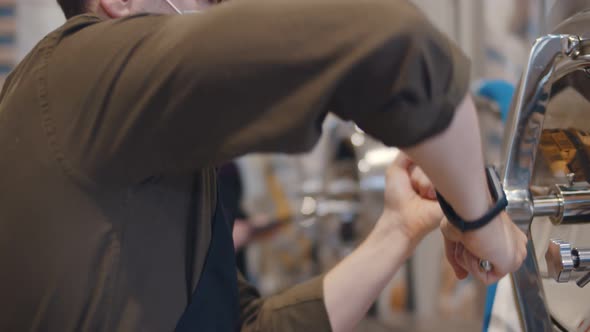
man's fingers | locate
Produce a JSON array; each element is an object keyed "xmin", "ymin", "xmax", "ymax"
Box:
[
  {"xmin": 386, "ymin": 153, "xmax": 417, "ymax": 200},
  {"xmin": 442, "ymin": 221, "xmax": 473, "ymax": 280},
  {"xmin": 444, "ymin": 238, "xmax": 468, "ymax": 279},
  {"xmin": 440, "ymin": 218, "xmax": 462, "ymax": 243},
  {"xmin": 424, "ymin": 201, "xmax": 444, "ymax": 227},
  {"xmin": 409, "ymin": 166, "xmax": 436, "ymax": 200},
  {"xmin": 392, "ymin": 152, "xmax": 413, "ymax": 170},
  {"xmin": 454, "ymin": 243, "xmax": 469, "ymax": 271},
  {"xmin": 389, "ymin": 152, "xmax": 437, "ymax": 201}
]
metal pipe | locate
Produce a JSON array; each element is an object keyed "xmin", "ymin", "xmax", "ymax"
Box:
[
  {"xmin": 555, "ymin": 186, "xmax": 590, "ymax": 224},
  {"xmin": 577, "ymin": 272, "xmax": 590, "ymax": 288},
  {"xmin": 529, "ymin": 187, "xmax": 590, "ymax": 225},
  {"xmin": 538, "ymin": 185, "xmax": 590, "ymax": 225},
  {"xmin": 573, "ymin": 248, "xmax": 590, "ymax": 270},
  {"xmin": 533, "ymin": 196, "xmax": 561, "ymax": 217}
]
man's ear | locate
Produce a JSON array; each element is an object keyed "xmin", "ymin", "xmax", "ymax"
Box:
[{"xmin": 99, "ymin": 0, "xmax": 132, "ymax": 18}]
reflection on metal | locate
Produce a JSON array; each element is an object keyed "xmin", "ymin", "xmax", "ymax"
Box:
[
  {"xmin": 502, "ymin": 34, "xmax": 583, "ymax": 205},
  {"xmin": 502, "ymin": 35, "xmax": 579, "ymax": 236},
  {"xmin": 510, "ymin": 236, "xmax": 554, "ymax": 332},
  {"xmin": 501, "ymin": 33, "xmax": 585, "ymax": 332},
  {"xmin": 503, "ymin": 9, "xmax": 590, "ymax": 326}
]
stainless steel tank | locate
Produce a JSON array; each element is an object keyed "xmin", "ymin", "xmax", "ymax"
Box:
[{"xmin": 500, "ymin": 6, "xmax": 590, "ymax": 331}]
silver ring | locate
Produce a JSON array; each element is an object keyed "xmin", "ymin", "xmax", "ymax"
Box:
[{"xmin": 479, "ymin": 259, "xmax": 493, "ymax": 272}]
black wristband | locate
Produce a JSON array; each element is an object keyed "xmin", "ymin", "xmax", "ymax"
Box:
[{"xmin": 436, "ymin": 166, "xmax": 508, "ymax": 232}]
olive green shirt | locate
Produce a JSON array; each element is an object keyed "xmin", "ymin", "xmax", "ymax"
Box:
[{"xmin": 0, "ymin": 0, "xmax": 468, "ymax": 331}]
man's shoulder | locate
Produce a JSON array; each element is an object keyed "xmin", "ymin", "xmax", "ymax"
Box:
[
  {"xmin": 6, "ymin": 15, "xmax": 101, "ymax": 82},
  {"xmin": 28, "ymin": 15, "xmax": 102, "ymax": 51},
  {"xmin": 57, "ymin": 14, "xmax": 103, "ymax": 35}
]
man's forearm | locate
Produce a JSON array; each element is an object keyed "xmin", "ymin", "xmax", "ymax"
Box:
[
  {"xmin": 405, "ymin": 94, "xmax": 491, "ymax": 220},
  {"xmin": 323, "ymin": 214, "xmax": 411, "ymax": 332},
  {"xmin": 407, "ymin": 94, "xmax": 529, "ymax": 282}
]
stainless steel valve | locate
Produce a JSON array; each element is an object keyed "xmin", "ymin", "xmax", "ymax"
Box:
[{"xmin": 545, "ymin": 239, "xmax": 590, "ymax": 288}]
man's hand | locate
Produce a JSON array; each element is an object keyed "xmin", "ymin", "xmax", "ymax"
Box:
[
  {"xmin": 373, "ymin": 153, "xmax": 443, "ymax": 251},
  {"xmin": 402, "ymin": 95, "xmax": 528, "ymax": 285},
  {"xmin": 324, "ymin": 153, "xmax": 443, "ymax": 332},
  {"xmin": 441, "ymin": 213, "xmax": 528, "ymax": 285}
]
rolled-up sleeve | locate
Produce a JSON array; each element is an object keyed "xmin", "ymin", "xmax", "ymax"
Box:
[
  {"xmin": 238, "ymin": 273, "xmax": 332, "ymax": 332},
  {"xmin": 326, "ymin": 3, "xmax": 470, "ymax": 147}
]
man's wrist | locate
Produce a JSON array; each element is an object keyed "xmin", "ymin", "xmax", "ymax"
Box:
[
  {"xmin": 458, "ymin": 191, "xmax": 494, "ymax": 222},
  {"xmin": 447, "ymin": 169, "xmax": 494, "ymax": 222},
  {"xmin": 368, "ymin": 210, "xmax": 415, "ymax": 259},
  {"xmin": 439, "ymin": 166, "xmax": 507, "ymax": 231}
]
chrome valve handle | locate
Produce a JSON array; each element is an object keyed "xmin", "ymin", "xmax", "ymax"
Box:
[
  {"xmin": 546, "ymin": 239, "xmax": 576, "ymax": 282},
  {"xmin": 545, "ymin": 239, "xmax": 590, "ymax": 288}
]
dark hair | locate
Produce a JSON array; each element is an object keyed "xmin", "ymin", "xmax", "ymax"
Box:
[
  {"xmin": 56, "ymin": 0, "xmax": 87, "ymax": 19},
  {"xmin": 56, "ymin": 0, "xmax": 230, "ymax": 19}
]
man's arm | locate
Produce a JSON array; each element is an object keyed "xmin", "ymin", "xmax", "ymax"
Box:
[
  {"xmin": 238, "ymin": 155, "xmax": 443, "ymax": 332},
  {"xmin": 48, "ymin": 0, "xmax": 467, "ymax": 184},
  {"xmin": 405, "ymin": 96, "xmax": 528, "ymax": 282},
  {"xmin": 238, "ymin": 272, "xmax": 331, "ymax": 332},
  {"xmin": 237, "ymin": 229, "xmax": 411, "ymax": 332},
  {"xmin": 49, "ymin": 0, "xmax": 524, "ymax": 279}
]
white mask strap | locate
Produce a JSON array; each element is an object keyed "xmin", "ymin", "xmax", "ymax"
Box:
[{"xmin": 163, "ymin": 0, "xmax": 183, "ymax": 14}]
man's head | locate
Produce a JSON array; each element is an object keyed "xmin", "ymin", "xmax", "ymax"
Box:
[{"xmin": 57, "ymin": 0, "xmax": 218, "ymax": 19}]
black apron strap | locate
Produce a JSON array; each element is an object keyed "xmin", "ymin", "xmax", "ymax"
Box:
[{"xmin": 175, "ymin": 196, "xmax": 239, "ymax": 331}]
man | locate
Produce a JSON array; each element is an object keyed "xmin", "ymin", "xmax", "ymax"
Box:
[{"xmin": 0, "ymin": 0, "xmax": 527, "ymax": 331}]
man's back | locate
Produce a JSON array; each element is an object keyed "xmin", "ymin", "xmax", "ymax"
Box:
[{"xmin": 0, "ymin": 17, "xmax": 216, "ymax": 331}]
